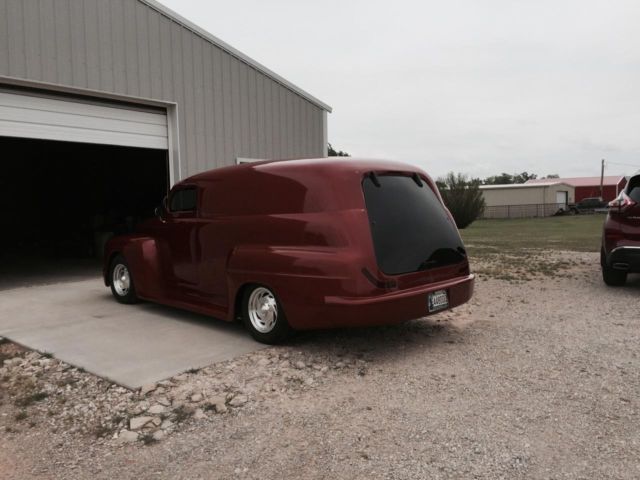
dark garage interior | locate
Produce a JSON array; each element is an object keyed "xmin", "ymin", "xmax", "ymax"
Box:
[{"xmin": 0, "ymin": 137, "xmax": 168, "ymax": 289}]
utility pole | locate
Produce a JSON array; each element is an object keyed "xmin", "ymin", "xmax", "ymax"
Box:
[{"xmin": 600, "ymin": 158, "xmax": 605, "ymax": 199}]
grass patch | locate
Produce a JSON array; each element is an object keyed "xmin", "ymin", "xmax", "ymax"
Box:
[
  {"xmin": 461, "ymin": 215, "xmax": 604, "ymax": 281},
  {"xmin": 462, "ymin": 215, "xmax": 604, "ymax": 255}
]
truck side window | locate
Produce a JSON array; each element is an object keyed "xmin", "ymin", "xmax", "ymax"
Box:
[{"xmin": 169, "ymin": 187, "xmax": 197, "ymax": 212}]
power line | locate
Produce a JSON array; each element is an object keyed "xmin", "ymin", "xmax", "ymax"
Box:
[{"xmin": 605, "ymin": 160, "xmax": 640, "ymax": 168}]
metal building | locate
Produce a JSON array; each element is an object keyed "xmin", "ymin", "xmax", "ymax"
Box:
[
  {"xmin": 480, "ymin": 182, "xmax": 575, "ymax": 219},
  {"xmin": 0, "ymin": 0, "xmax": 331, "ymax": 278},
  {"xmin": 525, "ymin": 176, "xmax": 627, "ymax": 202}
]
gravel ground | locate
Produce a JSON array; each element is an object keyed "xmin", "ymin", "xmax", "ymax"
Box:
[{"xmin": 1, "ymin": 251, "xmax": 639, "ymax": 479}]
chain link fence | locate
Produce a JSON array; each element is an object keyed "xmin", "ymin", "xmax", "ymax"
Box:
[{"xmin": 481, "ymin": 203, "xmax": 568, "ymax": 219}]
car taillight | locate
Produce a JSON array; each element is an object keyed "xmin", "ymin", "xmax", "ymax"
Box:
[{"xmin": 608, "ymin": 192, "xmax": 637, "ymax": 212}]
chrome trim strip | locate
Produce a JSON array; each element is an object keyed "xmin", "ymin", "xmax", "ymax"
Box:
[{"xmin": 611, "ymin": 246, "xmax": 640, "ymax": 254}]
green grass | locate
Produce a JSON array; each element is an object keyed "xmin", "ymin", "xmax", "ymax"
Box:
[
  {"xmin": 461, "ymin": 215, "xmax": 605, "ymax": 255},
  {"xmin": 460, "ymin": 215, "xmax": 605, "ymax": 282}
]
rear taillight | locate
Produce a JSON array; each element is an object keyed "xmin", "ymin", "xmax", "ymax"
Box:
[{"xmin": 608, "ymin": 192, "xmax": 637, "ymax": 212}]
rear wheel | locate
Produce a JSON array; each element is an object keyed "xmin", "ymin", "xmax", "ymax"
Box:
[
  {"xmin": 602, "ymin": 265, "xmax": 627, "ymax": 286},
  {"xmin": 109, "ymin": 255, "xmax": 139, "ymax": 304},
  {"xmin": 242, "ymin": 285, "xmax": 290, "ymax": 344}
]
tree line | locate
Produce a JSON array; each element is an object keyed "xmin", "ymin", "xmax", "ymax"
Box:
[{"xmin": 473, "ymin": 171, "xmax": 559, "ymax": 185}]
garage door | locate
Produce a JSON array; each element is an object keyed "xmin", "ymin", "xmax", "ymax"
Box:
[{"xmin": 0, "ymin": 91, "xmax": 168, "ymax": 150}]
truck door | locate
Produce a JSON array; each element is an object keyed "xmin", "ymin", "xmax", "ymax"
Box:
[{"xmin": 161, "ymin": 186, "xmax": 204, "ymax": 298}]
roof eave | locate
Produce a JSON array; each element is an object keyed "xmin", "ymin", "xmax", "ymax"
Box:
[{"xmin": 139, "ymin": 0, "xmax": 333, "ymax": 113}]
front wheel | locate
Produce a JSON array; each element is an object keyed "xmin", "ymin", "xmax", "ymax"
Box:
[
  {"xmin": 109, "ymin": 255, "xmax": 139, "ymax": 304},
  {"xmin": 242, "ymin": 285, "xmax": 290, "ymax": 344},
  {"xmin": 602, "ymin": 265, "xmax": 627, "ymax": 287}
]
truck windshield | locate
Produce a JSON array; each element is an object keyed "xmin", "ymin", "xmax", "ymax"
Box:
[{"xmin": 362, "ymin": 174, "xmax": 465, "ymax": 275}]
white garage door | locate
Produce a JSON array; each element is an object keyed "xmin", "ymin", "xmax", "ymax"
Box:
[{"xmin": 0, "ymin": 91, "xmax": 168, "ymax": 150}]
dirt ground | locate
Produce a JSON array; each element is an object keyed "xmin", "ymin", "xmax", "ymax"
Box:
[{"xmin": 1, "ymin": 251, "xmax": 639, "ymax": 480}]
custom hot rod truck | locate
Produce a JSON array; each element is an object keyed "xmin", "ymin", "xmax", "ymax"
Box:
[{"xmin": 104, "ymin": 158, "xmax": 474, "ymax": 343}]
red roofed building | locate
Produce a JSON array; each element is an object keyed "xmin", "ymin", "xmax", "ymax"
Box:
[{"xmin": 525, "ymin": 176, "xmax": 627, "ymax": 202}]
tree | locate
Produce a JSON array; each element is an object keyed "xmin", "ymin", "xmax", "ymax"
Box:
[
  {"xmin": 544, "ymin": 174, "xmax": 560, "ymax": 179},
  {"xmin": 436, "ymin": 173, "xmax": 485, "ymax": 229},
  {"xmin": 483, "ymin": 173, "xmax": 515, "ymax": 185},
  {"xmin": 483, "ymin": 171, "xmax": 537, "ymax": 185},
  {"xmin": 512, "ymin": 171, "xmax": 537, "ymax": 183},
  {"xmin": 328, "ymin": 143, "xmax": 350, "ymax": 157}
]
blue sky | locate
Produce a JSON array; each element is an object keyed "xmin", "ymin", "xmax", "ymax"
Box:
[{"xmin": 161, "ymin": 0, "xmax": 640, "ymax": 180}]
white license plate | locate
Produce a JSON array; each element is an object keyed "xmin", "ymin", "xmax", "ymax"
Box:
[{"xmin": 427, "ymin": 290, "xmax": 449, "ymax": 312}]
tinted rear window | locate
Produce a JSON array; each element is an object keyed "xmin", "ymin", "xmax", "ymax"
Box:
[{"xmin": 363, "ymin": 174, "xmax": 465, "ymax": 275}]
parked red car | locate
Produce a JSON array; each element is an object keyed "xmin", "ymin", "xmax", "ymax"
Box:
[
  {"xmin": 601, "ymin": 171, "xmax": 640, "ymax": 286},
  {"xmin": 104, "ymin": 158, "xmax": 474, "ymax": 343}
]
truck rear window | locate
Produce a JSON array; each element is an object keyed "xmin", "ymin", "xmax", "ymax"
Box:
[{"xmin": 363, "ymin": 174, "xmax": 466, "ymax": 275}]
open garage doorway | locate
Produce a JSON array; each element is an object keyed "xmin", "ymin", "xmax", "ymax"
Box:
[{"xmin": 0, "ymin": 137, "xmax": 169, "ymax": 290}]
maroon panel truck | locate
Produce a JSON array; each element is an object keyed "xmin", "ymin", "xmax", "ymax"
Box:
[
  {"xmin": 104, "ymin": 158, "xmax": 475, "ymax": 343},
  {"xmin": 601, "ymin": 171, "xmax": 640, "ymax": 286}
]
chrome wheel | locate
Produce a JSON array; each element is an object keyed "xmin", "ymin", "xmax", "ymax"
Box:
[
  {"xmin": 247, "ymin": 287, "xmax": 278, "ymax": 333},
  {"xmin": 112, "ymin": 264, "xmax": 131, "ymax": 297}
]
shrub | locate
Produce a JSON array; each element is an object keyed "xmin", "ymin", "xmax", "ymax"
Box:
[{"xmin": 436, "ymin": 172, "xmax": 485, "ymax": 229}]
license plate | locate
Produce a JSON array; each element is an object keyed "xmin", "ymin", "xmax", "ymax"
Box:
[{"xmin": 427, "ymin": 290, "xmax": 449, "ymax": 312}]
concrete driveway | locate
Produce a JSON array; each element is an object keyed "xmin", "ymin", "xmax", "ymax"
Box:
[{"xmin": 0, "ymin": 278, "xmax": 264, "ymax": 389}]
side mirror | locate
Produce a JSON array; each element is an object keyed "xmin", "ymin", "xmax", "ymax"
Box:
[{"xmin": 155, "ymin": 196, "xmax": 168, "ymax": 219}]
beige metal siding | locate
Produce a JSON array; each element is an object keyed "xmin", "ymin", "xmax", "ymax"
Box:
[
  {"xmin": 482, "ymin": 187, "xmax": 545, "ymax": 206},
  {"xmin": 0, "ymin": 0, "xmax": 326, "ymax": 181},
  {"xmin": 543, "ymin": 185, "xmax": 574, "ymax": 204},
  {"xmin": 480, "ymin": 184, "xmax": 575, "ymax": 219},
  {"xmin": 481, "ymin": 185, "xmax": 575, "ymax": 207}
]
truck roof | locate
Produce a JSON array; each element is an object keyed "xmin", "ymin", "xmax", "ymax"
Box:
[{"xmin": 183, "ymin": 158, "xmax": 428, "ymax": 184}]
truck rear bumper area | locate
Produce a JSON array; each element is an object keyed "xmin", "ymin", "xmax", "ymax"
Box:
[
  {"xmin": 608, "ymin": 247, "xmax": 640, "ymax": 272},
  {"xmin": 291, "ymin": 274, "xmax": 474, "ymax": 330}
]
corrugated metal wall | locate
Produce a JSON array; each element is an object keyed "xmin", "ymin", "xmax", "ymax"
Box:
[{"xmin": 0, "ymin": 0, "xmax": 326, "ymax": 179}]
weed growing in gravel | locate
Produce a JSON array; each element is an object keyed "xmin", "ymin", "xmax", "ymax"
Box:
[
  {"xmin": 15, "ymin": 410, "xmax": 27, "ymax": 421},
  {"xmin": 56, "ymin": 377, "xmax": 77, "ymax": 387},
  {"xmin": 140, "ymin": 433, "xmax": 158, "ymax": 446},
  {"xmin": 14, "ymin": 391, "xmax": 48, "ymax": 407},
  {"xmin": 111, "ymin": 414, "xmax": 125, "ymax": 425},
  {"xmin": 173, "ymin": 405, "xmax": 193, "ymax": 423},
  {"xmin": 93, "ymin": 424, "xmax": 113, "ymax": 439}
]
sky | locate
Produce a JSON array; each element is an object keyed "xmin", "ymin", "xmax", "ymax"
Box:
[{"xmin": 160, "ymin": 0, "xmax": 640, "ymax": 180}]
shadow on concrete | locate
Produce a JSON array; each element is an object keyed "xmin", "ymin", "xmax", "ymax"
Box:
[{"xmin": 0, "ymin": 257, "xmax": 102, "ymax": 291}]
